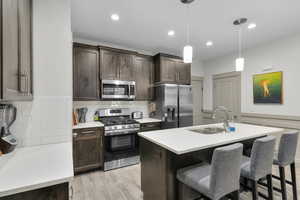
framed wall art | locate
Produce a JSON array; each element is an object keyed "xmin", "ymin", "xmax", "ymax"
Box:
[{"xmin": 253, "ymin": 71, "xmax": 283, "ymax": 104}]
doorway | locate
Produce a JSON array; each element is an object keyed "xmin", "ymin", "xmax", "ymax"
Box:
[
  {"xmin": 192, "ymin": 76, "xmax": 204, "ymax": 125},
  {"xmin": 213, "ymin": 72, "xmax": 241, "ymax": 120}
]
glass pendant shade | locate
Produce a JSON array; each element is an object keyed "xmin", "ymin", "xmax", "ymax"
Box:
[
  {"xmin": 235, "ymin": 57, "xmax": 245, "ymax": 71},
  {"xmin": 183, "ymin": 45, "xmax": 193, "ymax": 63}
]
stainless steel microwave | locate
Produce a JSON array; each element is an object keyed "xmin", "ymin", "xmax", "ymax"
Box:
[{"xmin": 101, "ymin": 80, "xmax": 135, "ymax": 100}]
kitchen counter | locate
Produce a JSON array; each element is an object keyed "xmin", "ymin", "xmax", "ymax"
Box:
[
  {"xmin": 138, "ymin": 123, "xmax": 284, "ymax": 155},
  {"xmin": 73, "ymin": 121, "xmax": 104, "ymax": 129},
  {"xmin": 135, "ymin": 118, "xmax": 162, "ymax": 124},
  {"xmin": 0, "ymin": 142, "xmax": 73, "ymax": 197}
]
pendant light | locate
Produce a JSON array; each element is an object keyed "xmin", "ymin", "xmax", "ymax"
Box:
[
  {"xmin": 233, "ymin": 18, "xmax": 247, "ymax": 71},
  {"xmin": 181, "ymin": 0, "xmax": 194, "ymax": 63}
]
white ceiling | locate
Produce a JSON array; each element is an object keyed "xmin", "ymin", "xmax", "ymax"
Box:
[{"xmin": 71, "ymin": 0, "xmax": 300, "ymax": 60}]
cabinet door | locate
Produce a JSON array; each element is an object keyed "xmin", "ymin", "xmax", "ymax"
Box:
[
  {"xmin": 159, "ymin": 57, "xmax": 177, "ymax": 83},
  {"xmin": 2, "ymin": 0, "xmax": 19, "ymax": 100},
  {"xmin": 73, "ymin": 128, "xmax": 103, "ymax": 173},
  {"xmin": 134, "ymin": 56, "xmax": 153, "ymax": 100},
  {"xmin": 100, "ymin": 50, "xmax": 119, "ymax": 80},
  {"xmin": 2, "ymin": 0, "xmax": 32, "ymax": 101},
  {"xmin": 140, "ymin": 138, "xmax": 167, "ymax": 200},
  {"xmin": 18, "ymin": 0, "xmax": 32, "ymax": 98},
  {"xmin": 176, "ymin": 62, "xmax": 191, "ymax": 85},
  {"xmin": 119, "ymin": 53, "xmax": 134, "ymax": 81},
  {"xmin": 73, "ymin": 46, "xmax": 99, "ymax": 100}
]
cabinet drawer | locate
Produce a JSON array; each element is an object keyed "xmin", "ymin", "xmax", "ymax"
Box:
[
  {"xmin": 73, "ymin": 128, "xmax": 101, "ymax": 137},
  {"xmin": 140, "ymin": 122, "xmax": 161, "ymax": 132}
]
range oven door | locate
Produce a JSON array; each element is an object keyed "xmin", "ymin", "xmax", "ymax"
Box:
[
  {"xmin": 101, "ymin": 80, "xmax": 135, "ymax": 100},
  {"xmin": 106, "ymin": 134, "xmax": 137, "ymax": 152},
  {"xmin": 104, "ymin": 132, "xmax": 140, "ymax": 171}
]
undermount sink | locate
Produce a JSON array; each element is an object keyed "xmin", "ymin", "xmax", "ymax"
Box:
[{"xmin": 189, "ymin": 127, "xmax": 225, "ymax": 135}]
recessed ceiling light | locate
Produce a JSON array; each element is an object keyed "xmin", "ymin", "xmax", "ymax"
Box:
[
  {"xmin": 168, "ymin": 30, "xmax": 175, "ymax": 36},
  {"xmin": 248, "ymin": 23, "xmax": 257, "ymax": 29},
  {"xmin": 206, "ymin": 41, "xmax": 213, "ymax": 47},
  {"xmin": 111, "ymin": 14, "xmax": 119, "ymax": 21}
]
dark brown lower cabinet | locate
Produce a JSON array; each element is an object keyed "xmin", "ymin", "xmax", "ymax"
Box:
[
  {"xmin": 0, "ymin": 183, "xmax": 69, "ymax": 200},
  {"xmin": 73, "ymin": 127, "xmax": 104, "ymax": 174}
]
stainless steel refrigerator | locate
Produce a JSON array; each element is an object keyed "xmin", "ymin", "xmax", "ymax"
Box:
[{"xmin": 154, "ymin": 84, "xmax": 193, "ymax": 129}]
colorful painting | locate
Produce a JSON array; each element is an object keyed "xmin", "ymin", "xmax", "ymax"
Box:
[{"xmin": 253, "ymin": 71, "xmax": 283, "ymax": 104}]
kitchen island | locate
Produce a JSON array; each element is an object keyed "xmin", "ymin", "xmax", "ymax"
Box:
[{"xmin": 138, "ymin": 123, "xmax": 283, "ymax": 200}]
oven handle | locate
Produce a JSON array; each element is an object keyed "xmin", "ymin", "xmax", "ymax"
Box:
[
  {"xmin": 105, "ymin": 130, "xmax": 139, "ymax": 137},
  {"xmin": 128, "ymin": 83, "xmax": 131, "ymax": 99}
]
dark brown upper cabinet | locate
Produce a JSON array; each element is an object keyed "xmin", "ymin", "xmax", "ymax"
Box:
[
  {"xmin": 100, "ymin": 48, "xmax": 135, "ymax": 81},
  {"xmin": 1, "ymin": 0, "xmax": 33, "ymax": 101},
  {"xmin": 134, "ymin": 55, "xmax": 154, "ymax": 100},
  {"xmin": 154, "ymin": 54, "xmax": 191, "ymax": 85},
  {"xmin": 176, "ymin": 61, "xmax": 191, "ymax": 85},
  {"xmin": 73, "ymin": 44, "xmax": 100, "ymax": 101}
]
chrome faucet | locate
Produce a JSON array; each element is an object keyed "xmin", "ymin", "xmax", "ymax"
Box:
[{"xmin": 212, "ymin": 106, "xmax": 231, "ymax": 132}]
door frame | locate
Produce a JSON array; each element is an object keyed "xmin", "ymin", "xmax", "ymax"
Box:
[
  {"xmin": 212, "ymin": 71, "xmax": 241, "ymax": 117},
  {"xmin": 192, "ymin": 76, "xmax": 204, "ymax": 125}
]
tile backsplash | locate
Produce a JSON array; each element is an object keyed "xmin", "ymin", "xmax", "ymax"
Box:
[
  {"xmin": 73, "ymin": 101, "xmax": 150, "ymax": 122},
  {"xmin": 10, "ymin": 96, "xmax": 72, "ymax": 147}
]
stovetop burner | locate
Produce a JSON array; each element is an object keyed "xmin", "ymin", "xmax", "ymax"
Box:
[{"xmin": 99, "ymin": 117, "xmax": 138, "ymax": 126}]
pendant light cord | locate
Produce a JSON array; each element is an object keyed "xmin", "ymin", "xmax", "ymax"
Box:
[
  {"xmin": 186, "ymin": 4, "xmax": 190, "ymax": 44},
  {"xmin": 238, "ymin": 28, "xmax": 242, "ymax": 58}
]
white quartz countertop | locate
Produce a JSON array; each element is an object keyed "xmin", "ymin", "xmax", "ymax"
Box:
[
  {"xmin": 73, "ymin": 121, "xmax": 104, "ymax": 129},
  {"xmin": 138, "ymin": 123, "xmax": 284, "ymax": 155},
  {"xmin": 135, "ymin": 118, "xmax": 162, "ymax": 124},
  {"xmin": 0, "ymin": 142, "xmax": 74, "ymax": 197}
]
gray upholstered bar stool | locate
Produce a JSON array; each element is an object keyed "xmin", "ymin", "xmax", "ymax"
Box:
[
  {"xmin": 240, "ymin": 136, "xmax": 276, "ymax": 200},
  {"xmin": 176, "ymin": 143, "xmax": 243, "ymax": 200},
  {"xmin": 272, "ymin": 131, "xmax": 299, "ymax": 200}
]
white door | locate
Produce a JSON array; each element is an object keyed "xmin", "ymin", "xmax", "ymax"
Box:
[
  {"xmin": 213, "ymin": 72, "xmax": 241, "ymax": 120},
  {"xmin": 192, "ymin": 78, "xmax": 203, "ymax": 125}
]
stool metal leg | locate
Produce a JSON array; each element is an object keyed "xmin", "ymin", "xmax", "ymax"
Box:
[
  {"xmin": 267, "ymin": 174, "xmax": 274, "ymax": 200},
  {"xmin": 251, "ymin": 180, "xmax": 258, "ymax": 200},
  {"xmin": 279, "ymin": 166, "xmax": 287, "ymax": 200},
  {"xmin": 290, "ymin": 163, "xmax": 298, "ymax": 200},
  {"xmin": 231, "ymin": 190, "xmax": 239, "ymax": 200}
]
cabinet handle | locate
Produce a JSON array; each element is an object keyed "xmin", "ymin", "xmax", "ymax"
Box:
[
  {"xmin": 26, "ymin": 71, "xmax": 30, "ymax": 95},
  {"xmin": 70, "ymin": 185, "xmax": 74, "ymax": 200},
  {"xmin": 81, "ymin": 130, "xmax": 96, "ymax": 135},
  {"xmin": 73, "ymin": 133, "xmax": 78, "ymax": 137},
  {"xmin": 18, "ymin": 72, "xmax": 27, "ymax": 94}
]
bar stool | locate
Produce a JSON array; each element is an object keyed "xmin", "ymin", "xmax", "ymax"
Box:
[
  {"xmin": 176, "ymin": 143, "xmax": 243, "ymax": 200},
  {"xmin": 240, "ymin": 136, "xmax": 276, "ymax": 200},
  {"xmin": 272, "ymin": 131, "xmax": 299, "ymax": 200}
]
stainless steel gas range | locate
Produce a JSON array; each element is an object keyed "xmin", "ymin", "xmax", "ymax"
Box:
[{"xmin": 95, "ymin": 108, "xmax": 140, "ymax": 171}]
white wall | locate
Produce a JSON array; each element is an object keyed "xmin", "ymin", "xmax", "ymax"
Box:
[
  {"xmin": 11, "ymin": 0, "xmax": 73, "ymax": 147},
  {"xmin": 191, "ymin": 59, "xmax": 204, "ymax": 77},
  {"xmin": 203, "ymin": 34, "xmax": 300, "ymax": 117}
]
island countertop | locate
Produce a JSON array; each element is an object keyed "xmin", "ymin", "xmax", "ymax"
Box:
[
  {"xmin": 0, "ymin": 142, "xmax": 73, "ymax": 197},
  {"xmin": 138, "ymin": 123, "xmax": 284, "ymax": 155}
]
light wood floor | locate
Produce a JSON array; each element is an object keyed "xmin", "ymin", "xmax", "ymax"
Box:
[{"xmin": 71, "ymin": 163, "xmax": 300, "ymax": 200}]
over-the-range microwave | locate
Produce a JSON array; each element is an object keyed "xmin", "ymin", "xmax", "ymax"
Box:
[{"xmin": 101, "ymin": 80, "xmax": 135, "ymax": 100}]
